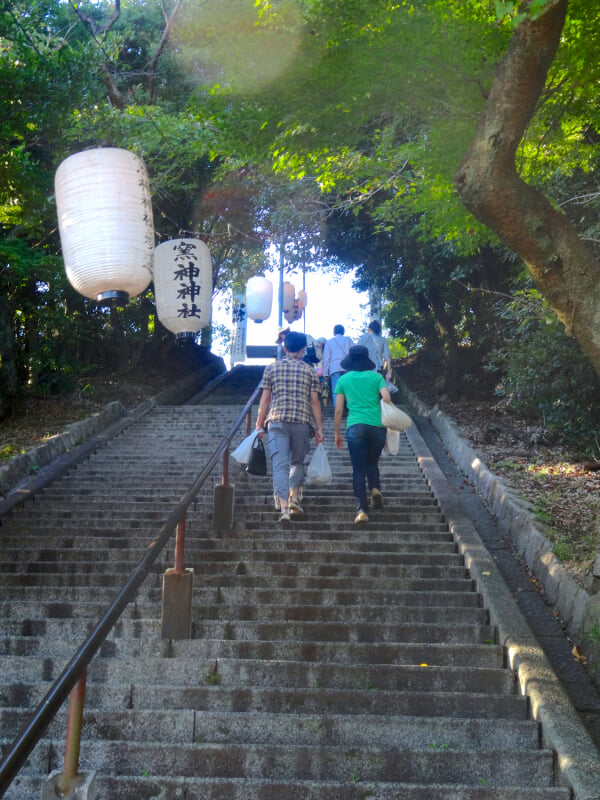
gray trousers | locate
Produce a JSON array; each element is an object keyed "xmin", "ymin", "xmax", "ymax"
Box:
[{"xmin": 267, "ymin": 421, "xmax": 311, "ymax": 503}]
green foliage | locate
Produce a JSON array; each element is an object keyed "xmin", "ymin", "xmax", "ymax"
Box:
[
  {"xmin": 2, "ymin": 0, "xmax": 600, "ymax": 431},
  {"xmin": 488, "ymin": 288, "xmax": 600, "ymax": 447}
]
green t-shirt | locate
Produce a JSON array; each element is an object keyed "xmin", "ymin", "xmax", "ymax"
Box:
[{"xmin": 335, "ymin": 370, "xmax": 386, "ymax": 428}]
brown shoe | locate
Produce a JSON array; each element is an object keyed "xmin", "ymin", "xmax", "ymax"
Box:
[{"xmin": 371, "ymin": 488, "xmax": 384, "ymax": 510}]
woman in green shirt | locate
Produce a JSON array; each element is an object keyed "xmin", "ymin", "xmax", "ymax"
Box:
[{"xmin": 334, "ymin": 346, "xmax": 392, "ymax": 523}]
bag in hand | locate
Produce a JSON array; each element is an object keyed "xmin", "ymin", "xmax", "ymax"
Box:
[
  {"xmin": 231, "ymin": 431, "xmax": 260, "ymax": 465},
  {"xmin": 306, "ymin": 443, "xmax": 333, "ymax": 485},
  {"xmin": 384, "ymin": 429, "xmax": 400, "ymax": 455},
  {"xmin": 380, "ymin": 399, "xmax": 412, "ymax": 432},
  {"xmin": 246, "ymin": 436, "xmax": 267, "ymax": 476}
]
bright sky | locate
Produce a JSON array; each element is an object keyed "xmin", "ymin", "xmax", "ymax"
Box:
[{"xmin": 212, "ymin": 266, "xmax": 372, "ymax": 366}]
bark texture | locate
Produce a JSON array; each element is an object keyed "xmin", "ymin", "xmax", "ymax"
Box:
[
  {"xmin": 0, "ymin": 289, "xmax": 18, "ymax": 420},
  {"xmin": 454, "ymin": 0, "xmax": 600, "ymax": 378}
]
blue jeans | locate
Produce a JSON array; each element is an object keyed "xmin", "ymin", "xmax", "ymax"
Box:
[
  {"xmin": 346, "ymin": 424, "xmax": 387, "ymax": 513},
  {"xmin": 330, "ymin": 372, "xmax": 343, "ymax": 407},
  {"xmin": 267, "ymin": 421, "xmax": 311, "ymax": 504}
]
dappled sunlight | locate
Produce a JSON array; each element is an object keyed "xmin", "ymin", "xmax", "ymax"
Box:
[{"xmin": 492, "ymin": 455, "xmax": 600, "ymax": 579}]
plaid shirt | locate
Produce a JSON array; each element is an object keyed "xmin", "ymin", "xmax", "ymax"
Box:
[{"xmin": 259, "ymin": 355, "xmax": 320, "ymax": 425}]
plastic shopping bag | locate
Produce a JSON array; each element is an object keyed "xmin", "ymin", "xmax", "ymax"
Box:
[
  {"xmin": 384, "ymin": 429, "xmax": 400, "ymax": 455},
  {"xmin": 231, "ymin": 431, "xmax": 260, "ymax": 465},
  {"xmin": 306, "ymin": 443, "xmax": 333, "ymax": 485}
]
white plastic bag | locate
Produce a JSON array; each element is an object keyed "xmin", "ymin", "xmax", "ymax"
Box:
[
  {"xmin": 306, "ymin": 443, "xmax": 333, "ymax": 485},
  {"xmin": 384, "ymin": 429, "xmax": 400, "ymax": 455},
  {"xmin": 385, "ymin": 378, "xmax": 399, "ymax": 394},
  {"xmin": 380, "ymin": 399, "xmax": 412, "ymax": 432},
  {"xmin": 231, "ymin": 431, "xmax": 260, "ymax": 465}
]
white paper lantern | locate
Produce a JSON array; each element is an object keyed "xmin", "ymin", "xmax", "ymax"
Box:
[
  {"xmin": 297, "ymin": 289, "xmax": 307, "ymax": 308},
  {"xmin": 154, "ymin": 238, "xmax": 212, "ymax": 337},
  {"xmin": 282, "ymin": 281, "xmax": 295, "ymax": 313},
  {"xmin": 55, "ymin": 148, "xmax": 154, "ymax": 304},
  {"xmin": 246, "ymin": 276, "xmax": 273, "ymax": 322},
  {"xmin": 284, "ymin": 298, "xmax": 304, "ymax": 324}
]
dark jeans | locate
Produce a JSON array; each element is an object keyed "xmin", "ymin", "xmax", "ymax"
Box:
[{"xmin": 346, "ymin": 423, "xmax": 387, "ymax": 513}]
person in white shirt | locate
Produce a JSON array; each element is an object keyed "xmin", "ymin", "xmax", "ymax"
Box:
[
  {"xmin": 358, "ymin": 320, "xmax": 391, "ymax": 380},
  {"xmin": 322, "ymin": 324, "xmax": 354, "ymax": 407}
]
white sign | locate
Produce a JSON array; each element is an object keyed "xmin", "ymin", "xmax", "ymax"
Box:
[{"xmin": 230, "ymin": 293, "xmax": 247, "ymax": 365}]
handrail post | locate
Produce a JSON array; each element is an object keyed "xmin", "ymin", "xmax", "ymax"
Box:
[
  {"xmin": 56, "ymin": 673, "xmax": 86, "ymax": 794},
  {"xmin": 174, "ymin": 516, "xmax": 186, "ymax": 573},
  {"xmin": 222, "ymin": 447, "xmax": 230, "ymax": 487}
]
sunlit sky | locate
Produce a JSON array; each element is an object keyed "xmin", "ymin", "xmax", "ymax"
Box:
[{"xmin": 212, "ymin": 266, "xmax": 373, "ymax": 367}]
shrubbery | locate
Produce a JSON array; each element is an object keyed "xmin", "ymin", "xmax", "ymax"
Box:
[{"xmin": 488, "ymin": 288, "xmax": 600, "ymax": 451}]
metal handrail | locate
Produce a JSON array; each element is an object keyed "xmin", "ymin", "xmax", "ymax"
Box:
[{"xmin": 0, "ymin": 382, "xmax": 262, "ymax": 794}]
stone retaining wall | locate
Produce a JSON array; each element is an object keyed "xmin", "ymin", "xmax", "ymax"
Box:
[
  {"xmin": 0, "ymin": 401, "xmax": 127, "ymax": 497},
  {"xmin": 0, "ymin": 359, "xmax": 225, "ymax": 498},
  {"xmin": 399, "ymin": 377, "xmax": 600, "ymax": 678}
]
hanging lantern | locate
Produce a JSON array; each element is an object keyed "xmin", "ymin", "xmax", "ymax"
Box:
[
  {"xmin": 246, "ymin": 276, "xmax": 273, "ymax": 322},
  {"xmin": 153, "ymin": 238, "xmax": 212, "ymax": 338},
  {"xmin": 284, "ymin": 298, "xmax": 304, "ymax": 324},
  {"xmin": 55, "ymin": 148, "xmax": 154, "ymax": 305},
  {"xmin": 297, "ymin": 289, "xmax": 308, "ymax": 309},
  {"xmin": 292, "ymin": 298, "xmax": 304, "ymax": 321},
  {"xmin": 282, "ymin": 281, "xmax": 295, "ymax": 313}
]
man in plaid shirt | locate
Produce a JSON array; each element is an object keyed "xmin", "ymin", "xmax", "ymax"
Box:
[{"xmin": 255, "ymin": 331, "xmax": 324, "ymax": 523}]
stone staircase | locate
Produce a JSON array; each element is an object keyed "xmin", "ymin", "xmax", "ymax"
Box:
[{"xmin": 0, "ymin": 366, "xmax": 590, "ymax": 797}]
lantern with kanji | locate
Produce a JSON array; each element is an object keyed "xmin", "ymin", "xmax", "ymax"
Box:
[
  {"xmin": 246, "ymin": 276, "xmax": 273, "ymax": 322},
  {"xmin": 153, "ymin": 238, "xmax": 212, "ymax": 338},
  {"xmin": 54, "ymin": 148, "xmax": 154, "ymax": 305}
]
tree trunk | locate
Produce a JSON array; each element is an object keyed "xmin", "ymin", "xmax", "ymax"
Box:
[
  {"xmin": 0, "ymin": 289, "xmax": 18, "ymax": 420},
  {"xmin": 426, "ymin": 287, "xmax": 462, "ymax": 400},
  {"xmin": 454, "ymin": 0, "xmax": 600, "ymax": 379}
]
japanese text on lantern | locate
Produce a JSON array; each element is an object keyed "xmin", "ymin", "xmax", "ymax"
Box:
[{"xmin": 172, "ymin": 241, "xmax": 203, "ymax": 319}]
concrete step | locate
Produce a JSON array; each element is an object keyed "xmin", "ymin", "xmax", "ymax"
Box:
[
  {"xmin": 12, "ymin": 740, "xmax": 558, "ymax": 786},
  {"xmin": 1, "ymin": 683, "xmax": 529, "ymax": 719},
  {"xmin": 3, "ymin": 775, "xmax": 570, "ymax": 800},
  {"xmin": 0, "ymin": 657, "xmax": 511, "ymax": 693},
  {"xmin": 0, "ymin": 637, "xmax": 503, "ymax": 667},
  {"xmin": 0, "ymin": 531, "xmax": 455, "ymax": 551},
  {"xmin": 0, "ymin": 571, "xmax": 475, "ymax": 593},
  {"xmin": 1, "ymin": 709, "xmax": 541, "ymax": 748},
  {"xmin": 0, "ymin": 548, "xmax": 462, "ymax": 569},
  {"xmin": 1, "ymin": 560, "xmax": 470, "ymax": 580},
  {"xmin": 0, "ymin": 600, "xmax": 489, "ymax": 626},
  {"xmin": 0, "ymin": 586, "xmax": 481, "ymax": 608}
]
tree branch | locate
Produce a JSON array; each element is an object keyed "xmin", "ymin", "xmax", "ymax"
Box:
[
  {"xmin": 453, "ymin": 0, "xmax": 600, "ymax": 377},
  {"xmin": 146, "ymin": 0, "xmax": 184, "ymax": 103},
  {"xmin": 69, "ymin": 0, "xmax": 121, "ymax": 37}
]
